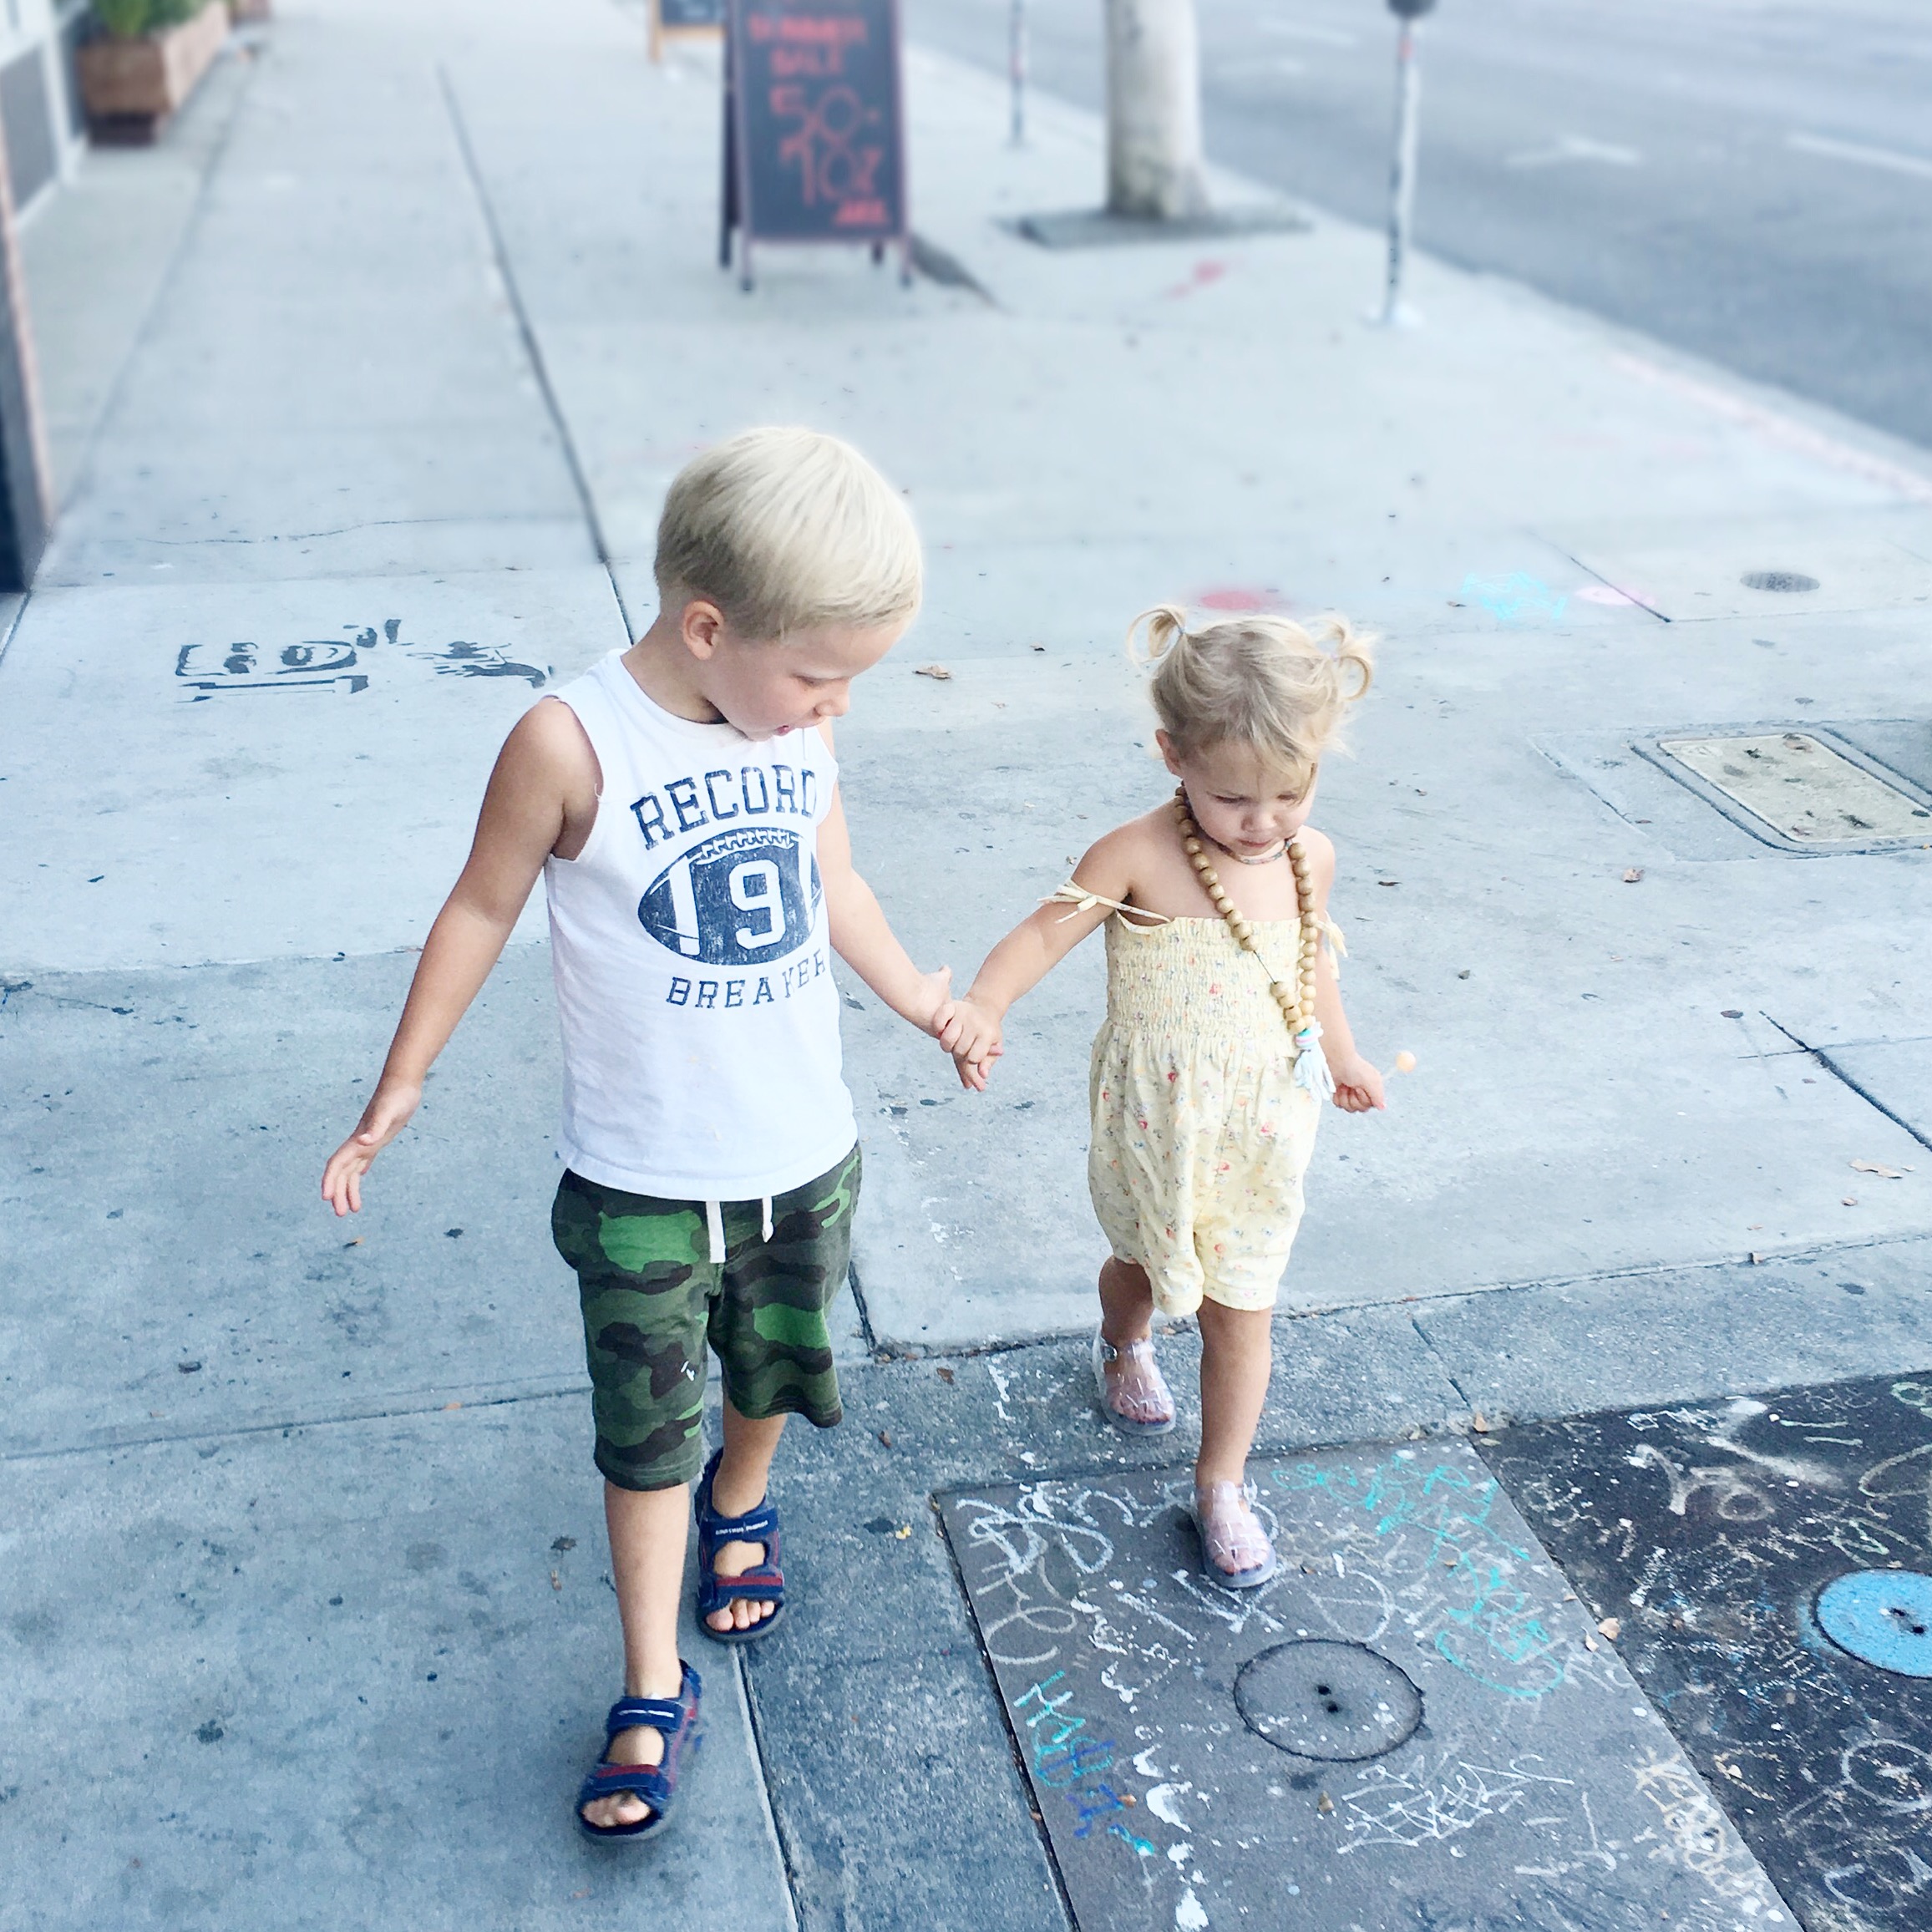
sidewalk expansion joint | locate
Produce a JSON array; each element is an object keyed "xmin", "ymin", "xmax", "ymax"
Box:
[
  {"xmin": 1766, "ymin": 1014, "xmax": 1932, "ymax": 1154},
  {"xmin": 0, "ymin": 587, "xmax": 29, "ymax": 674},
  {"xmin": 867, "ymin": 1224, "xmax": 1932, "ymax": 1368},
  {"xmin": 435, "ymin": 63, "xmax": 633, "ymax": 638},
  {"xmin": 734, "ymin": 1656, "xmax": 809, "ymax": 1932},
  {"xmin": 52, "ymin": 41, "xmax": 261, "ymax": 529},
  {"xmin": 931, "ymin": 1498, "xmax": 1081, "ymax": 1932},
  {"xmin": 845, "ymin": 1260, "xmax": 881, "ymax": 1355},
  {"xmin": 0, "ymin": 1376, "xmax": 591, "ymax": 1467}
]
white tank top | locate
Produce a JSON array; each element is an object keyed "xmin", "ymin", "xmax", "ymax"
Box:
[{"xmin": 544, "ymin": 652, "xmax": 856, "ymax": 1203}]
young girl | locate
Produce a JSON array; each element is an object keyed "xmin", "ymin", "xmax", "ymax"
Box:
[{"xmin": 941, "ymin": 606, "xmax": 1383, "ymax": 1589}]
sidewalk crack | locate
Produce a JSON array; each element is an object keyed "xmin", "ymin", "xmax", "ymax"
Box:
[{"xmin": 436, "ymin": 64, "xmax": 632, "ymax": 637}]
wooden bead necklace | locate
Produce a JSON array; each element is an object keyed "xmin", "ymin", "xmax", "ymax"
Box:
[{"xmin": 1174, "ymin": 786, "xmax": 1321, "ymax": 1036}]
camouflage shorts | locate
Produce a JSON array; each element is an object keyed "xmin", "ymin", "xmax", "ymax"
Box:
[{"xmin": 550, "ymin": 1147, "xmax": 860, "ymax": 1493}]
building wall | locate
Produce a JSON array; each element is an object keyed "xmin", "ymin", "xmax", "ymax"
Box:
[{"xmin": 1, "ymin": 0, "xmax": 86, "ymax": 214}]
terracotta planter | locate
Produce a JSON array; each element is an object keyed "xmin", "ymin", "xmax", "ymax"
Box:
[{"xmin": 78, "ymin": 0, "xmax": 231, "ymax": 145}]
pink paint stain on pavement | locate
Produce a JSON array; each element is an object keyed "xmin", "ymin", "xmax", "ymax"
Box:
[
  {"xmin": 1165, "ymin": 260, "xmax": 1230, "ymax": 299},
  {"xmin": 1197, "ymin": 587, "xmax": 1286, "ymax": 611}
]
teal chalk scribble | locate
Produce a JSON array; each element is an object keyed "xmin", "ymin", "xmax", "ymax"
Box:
[
  {"xmin": 1460, "ymin": 571, "xmax": 1569, "ymax": 623},
  {"xmin": 1270, "ymin": 1453, "xmax": 1569, "ymax": 1701}
]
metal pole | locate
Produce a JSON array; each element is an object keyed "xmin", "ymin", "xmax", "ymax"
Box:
[
  {"xmin": 1009, "ymin": 0, "xmax": 1027, "ymax": 145},
  {"xmin": 1378, "ymin": 14, "xmax": 1423, "ymax": 326}
]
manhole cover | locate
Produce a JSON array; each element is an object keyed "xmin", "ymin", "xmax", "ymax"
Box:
[
  {"xmin": 1741, "ymin": 570, "xmax": 1820, "ymax": 592},
  {"xmin": 1233, "ymin": 1639, "xmax": 1422, "ymax": 1762},
  {"xmin": 1818, "ymin": 1570, "xmax": 1932, "ymax": 1677},
  {"xmin": 1656, "ymin": 732, "xmax": 1932, "ymax": 847}
]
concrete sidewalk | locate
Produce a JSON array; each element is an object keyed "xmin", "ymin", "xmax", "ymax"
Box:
[{"xmin": 3, "ymin": 1, "xmax": 1929, "ymax": 1927}]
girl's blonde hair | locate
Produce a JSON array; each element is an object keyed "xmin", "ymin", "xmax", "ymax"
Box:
[
  {"xmin": 656, "ymin": 426, "xmax": 922, "ymax": 641},
  {"xmin": 1128, "ymin": 604, "xmax": 1374, "ymax": 790}
]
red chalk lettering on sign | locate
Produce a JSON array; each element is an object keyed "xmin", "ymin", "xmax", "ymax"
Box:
[
  {"xmin": 773, "ymin": 46, "xmax": 844, "ymax": 76},
  {"xmin": 834, "ymin": 199, "xmax": 888, "ymax": 226},
  {"xmin": 749, "ymin": 14, "xmax": 866, "ymax": 44},
  {"xmin": 772, "ymin": 81, "xmax": 885, "ymax": 211}
]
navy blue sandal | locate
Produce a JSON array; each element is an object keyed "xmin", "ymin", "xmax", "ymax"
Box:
[
  {"xmin": 693, "ymin": 1448, "xmax": 787, "ymax": 1645},
  {"xmin": 575, "ymin": 1663, "xmax": 702, "ymax": 1843}
]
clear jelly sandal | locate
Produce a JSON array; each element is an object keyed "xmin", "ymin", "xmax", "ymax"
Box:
[
  {"xmin": 1188, "ymin": 1479, "xmax": 1280, "ymax": 1590},
  {"xmin": 1092, "ymin": 1326, "xmax": 1177, "ymax": 1436}
]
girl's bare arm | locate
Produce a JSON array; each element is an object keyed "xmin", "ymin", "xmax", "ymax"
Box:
[
  {"xmin": 942, "ymin": 829, "xmax": 1143, "ymax": 1088},
  {"xmin": 321, "ymin": 700, "xmax": 596, "ymax": 1214},
  {"xmin": 1303, "ymin": 831, "xmax": 1384, "ymax": 1113}
]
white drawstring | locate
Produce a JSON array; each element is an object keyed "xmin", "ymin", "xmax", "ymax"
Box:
[{"xmin": 705, "ymin": 1197, "xmax": 775, "ymax": 1260}]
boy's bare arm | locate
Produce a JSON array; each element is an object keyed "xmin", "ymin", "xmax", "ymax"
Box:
[
  {"xmin": 816, "ymin": 781, "xmax": 952, "ymax": 1034},
  {"xmin": 322, "ymin": 700, "xmax": 597, "ymax": 1214}
]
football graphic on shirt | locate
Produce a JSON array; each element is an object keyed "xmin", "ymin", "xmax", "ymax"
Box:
[{"xmin": 637, "ymin": 827, "xmax": 822, "ymax": 967}]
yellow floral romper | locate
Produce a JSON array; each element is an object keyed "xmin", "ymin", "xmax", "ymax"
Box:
[{"xmin": 1088, "ymin": 912, "xmax": 1340, "ymax": 1317}]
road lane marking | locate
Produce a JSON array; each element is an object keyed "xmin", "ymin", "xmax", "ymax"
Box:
[
  {"xmin": 1506, "ymin": 135, "xmax": 1641, "ymax": 170},
  {"xmin": 1787, "ymin": 131, "xmax": 1932, "ymax": 181},
  {"xmin": 1255, "ymin": 19, "xmax": 1356, "ymax": 46}
]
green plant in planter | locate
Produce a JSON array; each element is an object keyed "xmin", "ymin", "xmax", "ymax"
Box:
[{"xmin": 93, "ymin": 0, "xmax": 209, "ymax": 35}]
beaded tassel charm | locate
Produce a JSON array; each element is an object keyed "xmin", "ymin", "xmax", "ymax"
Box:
[{"xmin": 1174, "ymin": 789, "xmax": 1336, "ymax": 1098}]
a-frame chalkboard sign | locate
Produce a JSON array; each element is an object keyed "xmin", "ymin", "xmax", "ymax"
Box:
[
  {"xmin": 719, "ymin": 0, "xmax": 911, "ymax": 292},
  {"xmin": 650, "ymin": 0, "xmax": 724, "ymax": 63}
]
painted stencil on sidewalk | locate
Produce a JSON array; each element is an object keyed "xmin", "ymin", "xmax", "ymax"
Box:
[
  {"xmin": 939, "ymin": 1447, "xmax": 1787, "ymax": 1932},
  {"xmin": 0, "ymin": 571, "xmax": 621, "ymax": 967},
  {"xmin": 1482, "ymin": 1373, "xmax": 1932, "ymax": 1932}
]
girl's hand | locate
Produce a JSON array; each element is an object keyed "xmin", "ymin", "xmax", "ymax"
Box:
[
  {"xmin": 321, "ymin": 1078, "xmax": 423, "ymax": 1214},
  {"xmin": 940, "ymin": 997, "xmax": 1005, "ymax": 1092},
  {"xmin": 1326, "ymin": 1052, "xmax": 1385, "ymax": 1113},
  {"xmin": 907, "ymin": 966, "xmax": 955, "ymax": 1038}
]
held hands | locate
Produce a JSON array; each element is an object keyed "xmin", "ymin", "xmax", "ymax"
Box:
[
  {"xmin": 908, "ymin": 966, "xmax": 956, "ymax": 1039},
  {"xmin": 320, "ymin": 1076, "xmax": 423, "ymax": 1215},
  {"xmin": 939, "ymin": 996, "xmax": 1005, "ymax": 1092},
  {"xmin": 1326, "ymin": 1050, "xmax": 1386, "ymax": 1114}
]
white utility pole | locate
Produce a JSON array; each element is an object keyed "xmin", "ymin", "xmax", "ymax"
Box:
[
  {"xmin": 1377, "ymin": 0, "xmax": 1436, "ymax": 325},
  {"xmin": 1010, "ymin": 0, "xmax": 1027, "ymax": 145},
  {"xmin": 1104, "ymin": 0, "xmax": 1209, "ymax": 220}
]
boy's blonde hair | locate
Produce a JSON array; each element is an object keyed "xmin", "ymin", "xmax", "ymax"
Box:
[
  {"xmin": 656, "ymin": 426, "xmax": 922, "ymax": 640},
  {"xmin": 1129, "ymin": 604, "xmax": 1375, "ymax": 791}
]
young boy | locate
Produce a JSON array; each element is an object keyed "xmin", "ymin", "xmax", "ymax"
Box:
[{"xmin": 321, "ymin": 427, "xmax": 949, "ymax": 1839}]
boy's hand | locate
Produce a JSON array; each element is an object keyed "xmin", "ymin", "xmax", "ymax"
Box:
[
  {"xmin": 1326, "ymin": 1052, "xmax": 1385, "ymax": 1114},
  {"xmin": 321, "ymin": 1078, "xmax": 423, "ymax": 1214},
  {"xmin": 940, "ymin": 997, "xmax": 1005, "ymax": 1092}
]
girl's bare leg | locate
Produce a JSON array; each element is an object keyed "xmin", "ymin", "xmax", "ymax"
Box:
[
  {"xmin": 582, "ymin": 1479, "xmax": 689, "ymax": 1829},
  {"xmin": 1195, "ymin": 1299, "xmax": 1272, "ymax": 1484},
  {"xmin": 1097, "ymin": 1256, "xmax": 1173, "ymax": 1425},
  {"xmin": 1193, "ymin": 1300, "xmax": 1275, "ymax": 1573}
]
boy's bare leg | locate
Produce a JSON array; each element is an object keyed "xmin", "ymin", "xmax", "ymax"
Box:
[
  {"xmin": 1096, "ymin": 1256, "xmax": 1172, "ymax": 1424},
  {"xmin": 704, "ymin": 1400, "xmax": 787, "ymax": 1634},
  {"xmin": 584, "ymin": 1480, "xmax": 690, "ymax": 1830},
  {"xmin": 1194, "ymin": 1299, "xmax": 1272, "ymax": 1489}
]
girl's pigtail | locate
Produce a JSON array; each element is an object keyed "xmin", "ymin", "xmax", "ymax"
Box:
[
  {"xmin": 1310, "ymin": 612, "xmax": 1377, "ymax": 704},
  {"xmin": 1128, "ymin": 603, "xmax": 1191, "ymax": 673}
]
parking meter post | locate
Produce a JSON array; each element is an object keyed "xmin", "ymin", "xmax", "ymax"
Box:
[
  {"xmin": 1377, "ymin": 0, "xmax": 1433, "ymax": 328},
  {"xmin": 1009, "ymin": 0, "xmax": 1027, "ymax": 145}
]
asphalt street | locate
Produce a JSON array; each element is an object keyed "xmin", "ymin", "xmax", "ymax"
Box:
[{"xmin": 908, "ymin": 0, "xmax": 1932, "ymax": 449}]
